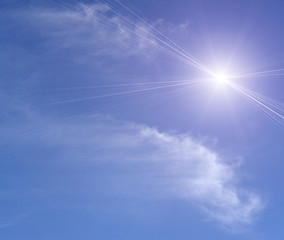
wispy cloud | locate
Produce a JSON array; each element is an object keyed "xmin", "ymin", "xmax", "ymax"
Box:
[
  {"xmin": 18, "ymin": 2, "xmax": 162, "ymax": 60},
  {"xmin": 11, "ymin": 1, "xmax": 199, "ymax": 68},
  {"xmin": 4, "ymin": 114, "xmax": 264, "ymax": 228}
]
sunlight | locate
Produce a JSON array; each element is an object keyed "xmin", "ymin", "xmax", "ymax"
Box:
[{"xmin": 213, "ymin": 72, "xmax": 229, "ymax": 84}]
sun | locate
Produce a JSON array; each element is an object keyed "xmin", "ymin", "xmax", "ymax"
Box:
[{"xmin": 213, "ymin": 72, "xmax": 230, "ymax": 85}]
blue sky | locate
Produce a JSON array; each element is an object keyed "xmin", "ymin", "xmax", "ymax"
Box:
[{"xmin": 1, "ymin": 0, "xmax": 284, "ymax": 239}]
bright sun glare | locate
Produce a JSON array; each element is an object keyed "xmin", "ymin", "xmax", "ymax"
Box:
[{"xmin": 213, "ymin": 72, "xmax": 229, "ymax": 84}]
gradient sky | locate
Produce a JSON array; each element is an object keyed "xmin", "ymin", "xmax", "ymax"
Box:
[{"xmin": 1, "ymin": 0, "xmax": 284, "ymax": 239}]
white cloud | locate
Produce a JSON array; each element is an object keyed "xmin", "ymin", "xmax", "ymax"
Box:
[
  {"xmin": 12, "ymin": 2, "xmax": 197, "ymax": 66},
  {"xmin": 124, "ymin": 125, "xmax": 263, "ymax": 226},
  {"xmin": 20, "ymin": 2, "xmax": 162, "ymax": 59},
  {"xmin": 10, "ymin": 115, "xmax": 263, "ymax": 228}
]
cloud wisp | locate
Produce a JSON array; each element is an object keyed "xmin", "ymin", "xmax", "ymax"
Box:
[
  {"xmin": 16, "ymin": 1, "xmax": 210, "ymax": 73},
  {"xmin": 6, "ymin": 115, "xmax": 264, "ymax": 228},
  {"xmin": 19, "ymin": 2, "xmax": 162, "ymax": 59}
]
